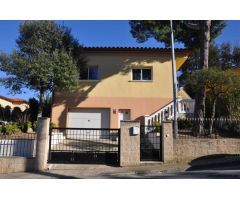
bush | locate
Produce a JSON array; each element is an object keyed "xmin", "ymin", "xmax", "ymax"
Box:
[
  {"xmin": 178, "ymin": 119, "xmax": 194, "ymax": 129},
  {"xmin": 0, "ymin": 125, "xmax": 3, "ymax": 135},
  {"xmin": 20, "ymin": 121, "xmax": 32, "ymax": 133},
  {"xmin": 152, "ymin": 121, "xmax": 161, "ymax": 132},
  {"xmin": 4, "ymin": 122, "xmax": 20, "ymax": 135},
  {"xmin": 32, "ymin": 121, "xmax": 37, "ymax": 131},
  {"xmin": 50, "ymin": 122, "xmax": 56, "ymax": 129}
]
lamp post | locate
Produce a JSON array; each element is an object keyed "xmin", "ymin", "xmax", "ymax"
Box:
[{"xmin": 170, "ymin": 20, "xmax": 178, "ymax": 137}]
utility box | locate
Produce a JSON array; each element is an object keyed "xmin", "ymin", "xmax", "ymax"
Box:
[{"xmin": 130, "ymin": 126, "xmax": 140, "ymax": 135}]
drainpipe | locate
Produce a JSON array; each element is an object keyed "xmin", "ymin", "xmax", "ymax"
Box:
[{"xmin": 170, "ymin": 20, "xmax": 178, "ymax": 137}]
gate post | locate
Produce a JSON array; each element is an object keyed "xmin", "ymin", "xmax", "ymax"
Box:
[
  {"xmin": 120, "ymin": 121, "xmax": 140, "ymax": 167},
  {"xmin": 162, "ymin": 121, "xmax": 174, "ymax": 162},
  {"xmin": 35, "ymin": 117, "xmax": 50, "ymax": 171}
]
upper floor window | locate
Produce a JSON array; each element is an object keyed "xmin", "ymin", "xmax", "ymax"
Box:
[
  {"xmin": 79, "ymin": 66, "xmax": 99, "ymax": 80},
  {"xmin": 132, "ymin": 68, "xmax": 152, "ymax": 81}
]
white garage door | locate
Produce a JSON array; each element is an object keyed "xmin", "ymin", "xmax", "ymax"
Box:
[{"xmin": 68, "ymin": 108, "xmax": 110, "ymax": 129}]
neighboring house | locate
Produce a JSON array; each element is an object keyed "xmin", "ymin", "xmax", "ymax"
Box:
[
  {"xmin": 0, "ymin": 95, "xmax": 29, "ymax": 112},
  {"xmin": 51, "ymin": 46, "xmax": 193, "ymax": 128}
]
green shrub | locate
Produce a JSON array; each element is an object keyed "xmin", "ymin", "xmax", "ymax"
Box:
[
  {"xmin": 152, "ymin": 121, "xmax": 161, "ymax": 132},
  {"xmin": 0, "ymin": 125, "xmax": 3, "ymax": 135},
  {"xmin": 50, "ymin": 122, "xmax": 56, "ymax": 129},
  {"xmin": 178, "ymin": 119, "xmax": 193, "ymax": 129},
  {"xmin": 4, "ymin": 122, "xmax": 20, "ymax": 135},
  {"xmin": 32, "ymin": 121, "xmax": 37, "ymax": 131},
  {"xmin": 20, "ymin": 121, "xmax": 33, "ymax": 133}
]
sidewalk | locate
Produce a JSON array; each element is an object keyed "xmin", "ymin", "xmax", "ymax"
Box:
[
  {"xmin": 0, "ymin": 155, "xmax": 240, "ymax": 179},
  {"xmin": 0, "ymin": 162, "xmax": 189, "ymax": 179}
]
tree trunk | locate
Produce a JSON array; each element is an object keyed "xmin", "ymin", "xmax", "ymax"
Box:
[
  {"xmin": 193, "ymin": 86, "xmax": 206, "ymax": 135},
  {"xmin": 194, "ymin": 20, "xmax": 211, "ymax": 135},
  {"xmin": 38, "ymin": 87, "xmax": 45, "ymax": 118},
  {"xmin": 200, "ymin": 20, "xmax": 211, "ymax": 69},
  {"xmin": 209, "ymin": 98, "xmax": 217, "ymax": 135}
]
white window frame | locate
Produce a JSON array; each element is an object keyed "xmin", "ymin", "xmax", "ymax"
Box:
[
  {"xmin": 131, "ymin": 67, "xmax": 153, "ymax": 82},
  {"xmin": 79, "ymin": 66, "xmax": 99, "ymax": 81}
]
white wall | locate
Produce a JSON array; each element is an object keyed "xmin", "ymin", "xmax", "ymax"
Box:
[{"xmin": 0, "ymin": 139, "xmax": 36, "ymax": 157}]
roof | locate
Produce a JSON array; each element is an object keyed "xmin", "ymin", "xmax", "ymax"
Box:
[
  {"xmin": 177, "ymin": 87, "xmax": 192, "ymax": 99},
  {"xmin": 0, "ymin": 96, "xmax": 28, "ymax": 104},
  {"xmin": 83, "ymin": 46, "xmax": 191, "ymax": 55}
]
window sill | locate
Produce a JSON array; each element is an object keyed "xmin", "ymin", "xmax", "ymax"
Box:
[
  {"xmin": 129, "ymin": 80, "xmax": 153, "ymax": 82},
  {"xmin": 79, "ymin": 80, "xmax": 100, "ymax": 82}
]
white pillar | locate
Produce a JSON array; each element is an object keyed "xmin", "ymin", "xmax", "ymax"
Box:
[{"xmin": 35, "ymin": 117, "xmax": 50, "ymax": 171}]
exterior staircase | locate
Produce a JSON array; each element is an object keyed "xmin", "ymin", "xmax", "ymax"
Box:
[{"xmin": 144, "ymin": 97, "xmax": 195, "ymax": 125}]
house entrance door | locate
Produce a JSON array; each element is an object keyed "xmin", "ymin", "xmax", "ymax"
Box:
[{"xmin": 118, "ymin": 109, "xmax": 130, "ymax": 128}]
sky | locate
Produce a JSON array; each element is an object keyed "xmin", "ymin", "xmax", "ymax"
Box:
[{"xmin": 0, "ymin": 20, "xmax": 240, "ymax": 100}]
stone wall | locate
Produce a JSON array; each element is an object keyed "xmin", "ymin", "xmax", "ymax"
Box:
[
  {"xmin": 174, "ymin": 138, "xmax": 240, "ymax": 162},
  {"xmin": 0, "ymin": 157, "xmax": 35, "ymax": 173},
  {"xmin": 120, "ymin": 121, "xmax": 140, "ymax": 166},
  {"xmin": 162, "ymin": 122, "xmax": 174, "ymax": 162}
]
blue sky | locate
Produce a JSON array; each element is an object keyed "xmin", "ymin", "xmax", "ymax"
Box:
[{"xmin": 0, "ymin": 20, "xmax": 240, "ymax": 100}]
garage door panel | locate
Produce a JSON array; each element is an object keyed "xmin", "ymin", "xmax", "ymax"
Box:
[
  {"xmin": 68, "ymin": 108, "xmax": 110, "ymax": 129},
  {"xmin": 68, "ymin": 118, "xmax": 101, "ymax": 128},
  {"xmin": 69, "ymin": 112, "xmax": 101, "ymax": 120}
]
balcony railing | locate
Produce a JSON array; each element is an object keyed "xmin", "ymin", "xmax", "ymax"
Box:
[{"xmin": 144, "ymin": 98, "xmax": 195, "ymax": 125}]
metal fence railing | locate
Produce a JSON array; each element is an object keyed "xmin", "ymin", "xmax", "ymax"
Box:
[
  {"xmin": 49, "ymin": 127, "xmax": 120, "ymax": 164},
  {"xmin": 177, "ymin": 118, "xmax": 240, "ymax": 139},
  {"xmin": 0, "ymin": 133, "xmax": 37, "ymax": 157},
  {"xmin": 140, "ymin": 125, "xmax": 162, "ymax": 161}
]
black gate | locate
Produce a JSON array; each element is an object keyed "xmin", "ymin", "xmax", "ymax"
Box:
[
  {"xmin": 48, "ymin": 128, "xmax": 120, "ymax": 165},
  {"xmin": 140, "ymin": 125, "xmax": 162, "ymax": 161}
]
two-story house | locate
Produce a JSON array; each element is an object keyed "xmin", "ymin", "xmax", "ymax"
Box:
[{"xmin": 51, "ymin": 47, "xmax": 193, "ymax": 129}]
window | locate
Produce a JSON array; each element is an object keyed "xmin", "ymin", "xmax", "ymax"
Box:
[
  {"xmin": 80, "ymin": 66, "xmax": 99, "ymax": 80},
  {"xmin": 132, "ymin": 68, "xmax": 152, "ymax": 81}
]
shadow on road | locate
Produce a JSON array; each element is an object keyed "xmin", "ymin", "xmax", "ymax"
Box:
[
  {"xmin": 186, "ymin": 154, "xmax": 240, "ymax": 171},
  {"xmin": 28, "ymin": 171, "xmax": 79, "ymax": 179},
  {"xmin": 100, "ymin": 170, "xmax": 240, "ymax": 179}
]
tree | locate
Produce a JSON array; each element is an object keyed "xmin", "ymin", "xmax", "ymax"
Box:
[
  {"xmin": 0, "ymin": 104, "xmax": 4, "ymax": 121},
  {"xmin": 42, "ymin": 93, "xmax": 52, "ymax": 118},
  {"xmin": 0, "ymin": 21, "xmax": 85, "ymax": 116},
  {"xmin": 215, "ymin": 84, "xmax": 240, "ymax": 119},
  {"xmin": 129, "ymin": 20, "xmax": 226, "ymax": 134},
  {"xmin": 232, "ymin": 45, "xmax": 240, "ymax": 67},
  {"xmin": 183, "ymin": 42, "xmax": 240, "ymax": 98},
  {"xmin": 187, "ymin": 68, "xmax": 240, "ymax": 134},
  {"xmin": 28, "ymin": 98, "xmax": 39, "ymax": 123},
  {"xmin": 179, "ymin": 42, "xmax": 221, "ymax": 87},
  {"xmin": 219, "ymin": 43, "xmax": 232, "ymax": 70},
  {"xmin": 11, "ymin": 107, "xmax": 22, "ymax": 122},
  {"xmin": 3, "ymin": 106, "xmax": 11, "ymax": 121}
]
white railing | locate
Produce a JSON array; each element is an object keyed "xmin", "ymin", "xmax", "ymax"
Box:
[{"xmin": 144, "ymin": 98, "xmax": 195, "ymax": 125}]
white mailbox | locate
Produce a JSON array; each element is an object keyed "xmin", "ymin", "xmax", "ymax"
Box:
[{"xmin": 130, "ymin": 126, "xmax": 140, "ymax": 135}]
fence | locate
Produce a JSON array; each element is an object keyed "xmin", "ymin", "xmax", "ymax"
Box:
[
  {"xmin": 177, "ymin": 118, "xmax": 240, "ymax": 139},
  {"xmin": 0, "ymin": 133, "xmax": 37, "ymax": 157},
  {"xmin": 49, "ymin": 127, "xmax": 120, "ymax": 164},
  {"xmin": 140, "ymin": 125, "xmax": 162, "ymax": 161}
]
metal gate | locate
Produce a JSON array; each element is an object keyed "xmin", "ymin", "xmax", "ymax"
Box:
[
  {"xmin": 48, "ymin": 128, "xmax": 120, "ymax": 165},
  {"xmin": 140, "ymin": 125, "xmax": 162, "ymax": 161}
]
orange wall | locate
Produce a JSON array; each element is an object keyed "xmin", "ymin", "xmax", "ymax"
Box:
[{"xmin": 52, "ymin": 96, "xmax": 172, "ymax": 128}]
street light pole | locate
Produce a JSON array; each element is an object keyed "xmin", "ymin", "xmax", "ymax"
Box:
[{"xmin": 170, "ymin": 20, "xmax": 178, "ymax": 137}]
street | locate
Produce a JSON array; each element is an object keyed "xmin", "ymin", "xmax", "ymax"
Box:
[{"xmin": 1, "ymin": 162, "xmax": 240, "ymax": 179}]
